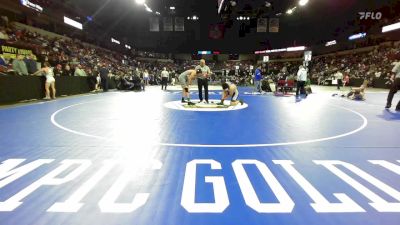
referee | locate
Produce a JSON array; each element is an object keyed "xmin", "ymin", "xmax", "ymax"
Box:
[
  {"xmin": 195, "ymin": 59, "xmax": 211, "ymax": 103},
  {"xmin": 161, "ymin": 67, "xmax": 169, "ymax": 90},
  {"xmin": 385, "ymin": 61, "xmax": 400, "ymax": 111}
]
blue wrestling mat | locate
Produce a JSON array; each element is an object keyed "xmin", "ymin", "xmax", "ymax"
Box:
[{"xmin": 0, "ymin": 87, "xmax": 399, "ymax": 225}]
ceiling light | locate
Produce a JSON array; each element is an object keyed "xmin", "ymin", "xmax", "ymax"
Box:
[
  {"xmin": 286, "ymin": 9, "xmax": 293, "ymax": 14},
  {"xmin": 187, "ymin": 16, "xmax": 191, "ymax": 20},
  {"xmin": 265, "ymin": 1, "xmax": 271, "ymax": 7},
  {"xmin": 247, "ymin": 17, "xmax": 250, "ymax": 20},
  {"xmin": 230, "ymin": 1, "xmax": 237, "ymax": 7},
  {"xmin": 239, "ymin": 16, "xmax": 243, "ymax": 20},
  {"xmin": 287, "ymin": 46, "xmax": 306, "ymax": 52},
  {"xmin": 146, "ymin": 7, "xmax": 152, "ymax": 12},
  {"xmin": 155, "ymin": 11, "xmax": 160, "ymax": 15},
  {"xmin": 299, "ymin": 0, "xmax": 309, "ymax": 6},
  {"xmin": 170, "ymin": 6, "xmax": 175, "ymax": 10},
  {"xmin": 135, "ymin": 0, "xmax": 145, "ymax": 5}
]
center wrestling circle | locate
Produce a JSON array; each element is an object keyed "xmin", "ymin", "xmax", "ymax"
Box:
[
  {"xmin": 163, "ymin": 99, "xmax": 248, "ymax": 111},
  {"xmin": 50, "ymin": 97, "xmax": 368, "ymax": 148}
]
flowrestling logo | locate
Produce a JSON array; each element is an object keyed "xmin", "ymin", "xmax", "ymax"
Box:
[
  {"xmin": 359, "ymin": 12, "xmax": 382, "ymax": 20},
  {"xmin": 0, "ymin": 158, "xmax": 399, "ymax": 213}
]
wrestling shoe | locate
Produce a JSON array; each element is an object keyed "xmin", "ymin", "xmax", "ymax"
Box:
[
  {"xmin": 385, "ymin": 104, "xmax": 391, "ymax": 109},
  {"xmin": 239, "ymin": 100, "xmax": 244, "ymax": 105},
  {"xmin": 187, "ymin": 102, "xmax": 196, "ymax": 106}
]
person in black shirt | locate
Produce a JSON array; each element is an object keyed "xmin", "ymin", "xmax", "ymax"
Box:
[
  {"xmin": 63, "ymin": 64, "xmax": 73, "ymax": 76},
  {"xmin": 99, "ymin": 63, "xmax": 109, "ymax": 92}
]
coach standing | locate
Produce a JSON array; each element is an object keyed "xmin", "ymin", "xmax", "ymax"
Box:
[
  {"xmin": 99, "ymin": 63, "xmax": 109, "ymax": 92},
  {"xmin": 254, "ymin": 65, "xmax": 262, "ymax": 93},
  {"xmin": 195, "ymin": 59, "xmax": 211, "ymax": 103},
  {"xmin": 385, "ymin": 61, "xmax": 400, "ymax": 111}
]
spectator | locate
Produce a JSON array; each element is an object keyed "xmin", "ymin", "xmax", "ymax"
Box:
[
  {"xmin": 63, "ymin": 64, "xmax": 73, "ymax": 76},
  {"xmin": 0, "ymin": 27, "xmax": 9, "ymax": 40},
  {"xmin": 143, "ymin": 69, "xmax": 149, "ymax": 86},
  {"xmin": 74, "ymin": 64, "xmax": 87, "ymax": 76},
  {"xmin": 0, "ymin": 54, "xmax": 6, "ymax": 67},
  {"xmin": 99, "ymin": 63, "xmax": 109, "ymax": 92},
  {"xmin": 24, "ymin": 54, "xmax": 38, "ymax": 74},
  {"xmin": 12, "ymin": 54, "xmax": 28, "ymax": 75},
  {"xmin": 53, "ymin": 64, "xmax": 64, "ymax": 76}
]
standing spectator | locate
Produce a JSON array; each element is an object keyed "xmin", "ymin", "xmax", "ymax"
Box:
[
  {"xmin": 143, "ymin": 69, "xmax": 149, "ymax": 86},
  {"xmin": 296, "ymin": 65, "xmax": 308, "ymax": 97},
  {"xmin": 24, "ymin": 54, "xmax": 38, "ymax": 74},
  {"xmin": 161, "ymin": 67, "xmax": 169, "ymax": 90},
  {"xmin": 385, "ymin": 61, "xmax": 400, "ymax": 111},
  {"xmin": 195, "ymin": 59, "xmax": 211, "ymax": 103},
  {"xmin": 99, "ymin": 63, "xmax": 109, "ymax": 92},
  {"xmin": 12, "ymin": 55, "xmax": 28, "ymax": 75},
  {"xmin": 254, "ymin": 65, "xmax": 262, "ymax": 93}
]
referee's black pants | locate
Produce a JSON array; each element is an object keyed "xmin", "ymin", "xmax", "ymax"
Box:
[
  {"xmin": 161, "ymin": 77, "xmax": 168, "ymax": 90},
  {"xmin": 337, "ymin": 79, "xmax": 342, "ymax": 90},
  {"xmin": 296, "ymin": 81, "xmax": 306, "ymax": 96},
  {"xmin": 386, "ymin": 77, "xmax": 400, "ymax": 109},
  {"xmin": 197, "ymin": 78, "xmax": 209, "ymax": 102}
]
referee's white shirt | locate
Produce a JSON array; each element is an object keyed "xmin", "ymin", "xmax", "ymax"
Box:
[
  {"xmin": 297, "ymin": 68, "xmax": 308, "ymax": 81},
  {"xmin": 392, "ymin": 62, "xmax": 400, "ymax": 78},
  {"xmin": 335, "ymin": 71, "xmax": 343, "ymax": 80},
  {"xmin": 161, "ymin": 70, "xmax": 169, "ymax": 78}
]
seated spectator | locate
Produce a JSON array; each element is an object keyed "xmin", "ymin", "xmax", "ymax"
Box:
[
  {"xmin": 0, "ymin": 54, "xmax": 6, "ymax": 67},
  {"xmin": 24, "ymin": 54, "xmax": 38, "ymax": 74},
  {"xmin": 63, "ymin": 64, "xmax": 73, "ymax": 76},
  {"xmin": 74, "ymin": 64, "xmax": 87, "ymax": 76},
  {"xmin": 132, "ymin": 73, "xmax": 145, "ymax": 91},
  {"xmin": 53, "ymin": 64, "xmax": 64, "ymax": 76},
  {"xmin": 12, "ymin": 54, "xmax": 28, "ymax": 75},
  {"xmin": 0, "ymin": 27, "xmax": 9, "ymax": 40}
]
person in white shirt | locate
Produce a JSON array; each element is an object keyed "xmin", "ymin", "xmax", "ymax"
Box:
[
  {"xmin": 195, "ymin": 59, "xmax": 211, "ymax": 103},
  {"xmin": 334, "ymin": 70, "xmax": 344, "ymax": 90},
  {"xmin": 143, "ymin": 69, "xmax": 149, "ymax": 86},
  {"xmin": 161, "ymin": 67, "xmax": 169, "ymax": 90},
  {"xmin": 296, "ymin": 65, "xmax": 308, "ymax": 97},
  {"xmin": 385, "ymin": 61, "xmax": 400, "ymax": 111}
]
